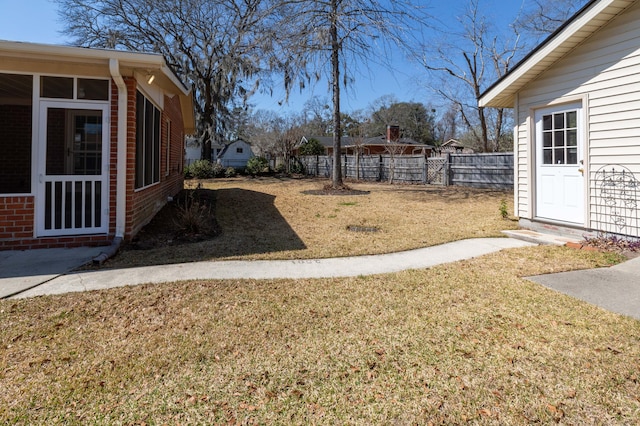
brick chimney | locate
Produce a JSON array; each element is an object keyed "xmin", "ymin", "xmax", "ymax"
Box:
[{"xmin": 386, "ymin": 125, "xmax": 400, "ymax": 142}]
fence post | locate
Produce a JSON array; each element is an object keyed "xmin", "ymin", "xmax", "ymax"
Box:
[
  {"xmin": 422, "ymin": 155, "xmax": 427, "ymax": 184},
  {"xmin": 445, "ymin": 153, "xmax": 451, "ymax": 186},
  {"xmin": 343, "ymin": 154, "xmax": 347, "ymax": 178}
]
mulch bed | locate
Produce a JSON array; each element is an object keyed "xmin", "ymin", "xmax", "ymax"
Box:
[
  {"xmin": 302, "ymin": 184, "xmax": 370, "ymax": 196},
  {"xmin": 125, "ymin": 189, "xmax": 220, "ymax": 250}
]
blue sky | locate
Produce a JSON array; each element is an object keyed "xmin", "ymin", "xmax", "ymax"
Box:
[{"xmin": 0, "ymin": 0, "xmax": 524, "ymax": 114}]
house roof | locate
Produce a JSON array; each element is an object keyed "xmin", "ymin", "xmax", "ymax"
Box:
[
  {"xmin": 303, "ymin": 135, "xmax": 433, "ymax": 149},
  {"xmin": 218, "ymin": 139, "xmax": 251, "ymax": 158},
  {"xmin": 302, "ymin": 136, "xmax": 357, "ymax": 148},
  {"xmin": 478, "ymin": 0, "xmax": 636, "ymax": 108},
  {"xmin": 441, "ymin": 139, "xmax": 464, "ymax": 148},
  {"xmin": 0, "ymin": 40, "xmax": 195, "ymax": 133}
]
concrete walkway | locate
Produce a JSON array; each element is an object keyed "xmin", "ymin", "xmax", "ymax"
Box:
[
  {"xmin": 0, "ymin": 246, "xmax": 107, "ymax": 299},
  {"xmin": 6, "ymin": 238, "xmax": 534, "ymax": 298},
  {"xmin": 528, "ymin": 256, "xmax": 640, "ymax": 320},
  {"xmin": 2, "ymin": 236, "xmax": 640, "ymax": 321}
]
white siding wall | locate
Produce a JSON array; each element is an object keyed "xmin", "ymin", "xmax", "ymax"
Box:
[
  {"xmin": 219, "ymin": 140, "xmax": 254, "ymax": 168},
  {"xmin": 515, "ymin": 1, "xmax": 640, "ymax": 236}
]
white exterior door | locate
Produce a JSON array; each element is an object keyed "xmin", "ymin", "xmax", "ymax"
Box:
[
  {"xmin": 535, "ymin": 103, "xmax": 584, "ymax": 224},
  {"xmin": 36, "ymin": 101, "xmax": 109, "ymax": 236}
]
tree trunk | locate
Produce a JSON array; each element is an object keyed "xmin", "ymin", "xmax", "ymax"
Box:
[
  {"xmin": 201, "ymin": 133, "xmax": 212, "ymax": 161},
  {"xmin": 330, "ymin": 0, "xmax": 343, "ymax": 188}
]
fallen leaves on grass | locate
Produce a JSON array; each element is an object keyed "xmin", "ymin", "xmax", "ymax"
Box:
[{"xmin": 1, "ymin": 246, "xmax": 638, "ymax": 424}]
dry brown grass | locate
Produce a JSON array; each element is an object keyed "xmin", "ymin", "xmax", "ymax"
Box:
[
  {"xmin": 107, "ymin": 177, "xmax": 520, "ymax": 268},
  {"xmin": 1, "ymin": 246, "xmax": 637, "ymax": 424}
]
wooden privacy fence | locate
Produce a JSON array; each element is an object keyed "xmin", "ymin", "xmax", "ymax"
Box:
[{"xmin": 296, "ymin": 152, "xmax": 513, "ymax": 189}]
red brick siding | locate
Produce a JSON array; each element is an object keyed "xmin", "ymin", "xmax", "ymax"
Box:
[
  {"xmin": 0, "ymin": 196, "xmax": 108, "ymax": 250},
  {"xmin": 125, "ymin": 90, "xmax": 185, "ymax": 239}
]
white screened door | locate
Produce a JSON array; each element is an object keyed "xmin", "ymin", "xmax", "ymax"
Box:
[
  {"xmin": 535, "ymin": 103, "xmax": 584, "ymax": 224},
  {"xmin": 36, "ymin": 102, "xmax": 109, "ymax": 236}
]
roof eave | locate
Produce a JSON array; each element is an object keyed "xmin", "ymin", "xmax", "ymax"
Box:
[{"xmin": 478, "ymin": 0, "xmax": 634, "ymax": 108}]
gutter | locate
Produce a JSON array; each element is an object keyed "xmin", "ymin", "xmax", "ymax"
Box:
[{"xmin": 109, "ymin": 58, "xmax": 128, "ymax": 239}]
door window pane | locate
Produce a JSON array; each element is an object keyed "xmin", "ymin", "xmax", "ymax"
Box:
[
  {"xmin": 553, "ymin": 131, "xmax": 564, "ymax": 147},
  {"xmin": 46, "ymin": 108, "xmax": 102, "ymax": 175},
  {"xmin": 553, "ymin": 113, "xmax": 564, "ymax": 129},
  {"xmin": 541, "ymin": 109, "xmax": 579, "ymax": 165},
  {"xmin": 554, "ymin": 148, "xmax": 565, "ymax": 164}
]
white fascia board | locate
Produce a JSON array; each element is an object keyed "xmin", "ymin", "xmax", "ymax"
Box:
[{"xmin": 479, "ymin": 0, "xmax": 631, "ymax": 108}]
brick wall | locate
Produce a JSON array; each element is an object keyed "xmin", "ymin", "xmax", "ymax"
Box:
[
  {"xmin": 124, "ymin": 88, "xmax": 185, "ymax": 239},
  {"xmin": 0, "ymin": 196, "xmax": 111, "ymax": 250}
]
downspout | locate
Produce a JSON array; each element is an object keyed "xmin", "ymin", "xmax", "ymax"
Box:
[{"xmin": 109, "ymin": 58, "xmax": 127, "ymax": 242}]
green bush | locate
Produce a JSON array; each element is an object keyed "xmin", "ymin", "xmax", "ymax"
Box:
[
  {"xmin": 184, "ymin": 159, "xmax": 215, "ymax": 179},
  {"xmin": 299, "ymin": 138, "xmax": 325, "ymax": 155},
  {"xmin": 290, "ymin": 161, "xmax": 305, "ymax": 174},
  {"xmin": 274, "ymin": 163, "xmax": 287, "ymax": 174},
  {"xmin": 246, "ymin": 156, "xmax": 270, "ymax": 176},
  {"xmin": 212, "ymin": 162, "xmax": 225, "ymax": 178},
  {"xmin": 225, "ymin": 167, "xmax": 237, "ymax": 178}
]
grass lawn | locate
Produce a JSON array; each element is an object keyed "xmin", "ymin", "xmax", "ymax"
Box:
[
  {"xmin": 1, "ymin": 178, "xmax": 639, "ymax": 424},
  {"xmin": 105, "ymin": 177, "xmax": 522, "ymax": 268}
]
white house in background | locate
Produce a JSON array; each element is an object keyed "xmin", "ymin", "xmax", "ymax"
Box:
[
  {"xmin": 217, "ymin": 139, "xmax": 254, "ymax": 168},
  {"xmin": 479, "ymin": 0, "xmax": 640, "ymax": 239},
  {"xmin": 184, "ymin": 136, "xmax": 226, "ymax": 165}
]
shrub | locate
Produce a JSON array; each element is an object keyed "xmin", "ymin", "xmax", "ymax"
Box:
[
  {"xmin": 225, "ymin": 167, "xmax": 237, "ymax": 178},
  {"xmin": 290, "ymin": 161, "xmax": 305, "ymax": 175},
  {"xmin": 246, "ymin": 156, "xmax": 270, "ymax": 175},
  {"xmin": 174, "ymin": 191, "xmax": 213, "ymax": 234},
  {"xmin": 212, "ymin": 162, "xmax": 225, "ymax": 178},
  {"xmin": 299, "ymin": 137, "xmax": 326, "ymax": 155},
  {"xmin": 499, "ymin": 199, "xmax": 509, "ymax": 219},
  {"xmin": 184, "ymin": 159, "xmax": 215, "ymax": 179},
  {"xmin": 274, "ymin": 163, "xmax": 287, "ymax": 174}
]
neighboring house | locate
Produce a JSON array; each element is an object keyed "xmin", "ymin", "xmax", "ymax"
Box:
[
  {"xmin": 299, "ymin": 126, "xmax": 433, "ymax": 156},
  {"xmin": 479, "ymin": 0, "xmax": 640, "ymax": 239},
  {"xmin": 0, "ymin": 41, "xmax": 195, "ymax": 250},
  {"xmin": 217, "ymin": 139, "xmax": 254, "ymax": 168},
  {"xmin": 184, "ymin": 136, "xmax": 224, "ymax": 166},
  {"xmin": 436, "ymin": 139, "xmax": 474, "ymax": 155},
  {"xmin": 296, "ymin": 136, "xmax": 355, "ymax": 156}
]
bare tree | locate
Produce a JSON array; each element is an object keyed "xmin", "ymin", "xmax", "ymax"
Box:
[
  {"xmin": 275, "ymin": 0, "xmax": 429, "ymax": 189},
  {"xmin": 432, "ymin": 103, "xmax": 458, "ymax": 147},
  {"xmin": 244, "ymin": 109, "xmax": 281, "ymax": 166},
  {"xmin": 56, "ymin": 0, "xmax": 281, "ymax": 160},
  {"xmin": 515, "ymin": 0, "xmax": 587, "ymax": 44},
  {"xmin": 417, "ymin": 0, "xmax": 519, "ymax": 152},
  {"xmin": 384, "ymin": 141, "xmax": 404, "ymax": 185},
  {"xmin": 245, "ymin": 111, "xmax": 304, "ymax": 172}
]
